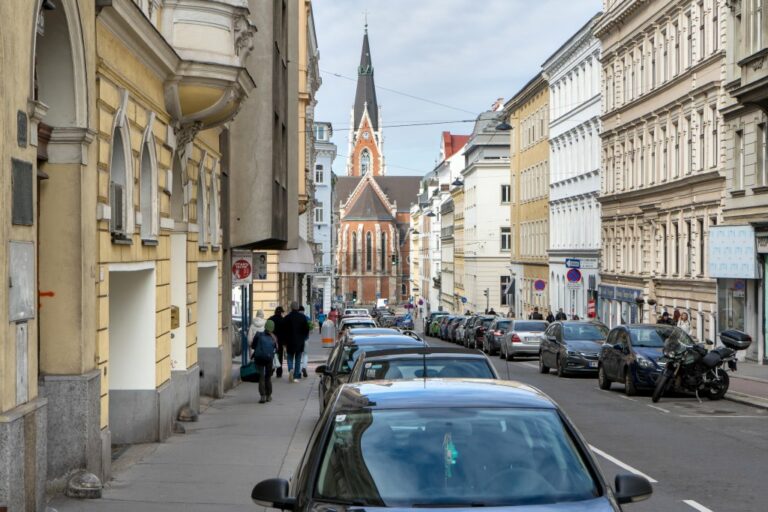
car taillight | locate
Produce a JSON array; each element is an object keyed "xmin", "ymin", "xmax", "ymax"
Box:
[{"xmin": 511, "ymin": 334, "xmax": 522, "ymax": 343}]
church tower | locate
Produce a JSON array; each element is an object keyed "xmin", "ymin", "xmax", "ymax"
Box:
[{"xmin": 347, "ymin": 26, "xmax": 385, "ymax": 176}]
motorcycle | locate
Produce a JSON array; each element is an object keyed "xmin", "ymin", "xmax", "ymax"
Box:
[{"xmin": 652, "ymin": 329, "xmax": 752, "ymax": 403}]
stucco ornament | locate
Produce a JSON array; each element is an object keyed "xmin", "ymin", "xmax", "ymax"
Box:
[
  {"xmin": 175, "ymin": 122, "xmax": 203, "ymax": 149},
  {"xmin": 234, "ymin": 15, "xmax": 256, "ymax": 59}
]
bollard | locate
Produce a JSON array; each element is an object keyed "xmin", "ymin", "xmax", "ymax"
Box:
[{"xmin": 321, "ymin": 319, "xmax": 336, "ymax": 348}]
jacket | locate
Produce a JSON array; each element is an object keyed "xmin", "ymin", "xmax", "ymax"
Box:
[
  {"xmin": 278, "ymin": 311, "xmax": 310, "ymax": 354},
  {"xmin": 268, "ymin": 314, "xmax": 284, "ymax": 345}
]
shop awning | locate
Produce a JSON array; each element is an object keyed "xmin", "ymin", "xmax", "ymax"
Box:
[{"xmin": 278, "ymin": 238, "xmax": 315, "ymax": 273}]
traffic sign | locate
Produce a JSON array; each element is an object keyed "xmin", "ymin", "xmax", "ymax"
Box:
[
  {"xmin": 566, "ymin": 268, "xmax": 582, "ymax": 283},
  {"xmin": 231, "ymin": 250, "xmax": 253, "ymax": 286},
  {"xmin": 461, "ymin": 296, "xmax": 468, "ymax": 304},
  {"xmin": 534, "ymin": 279, "xmax": 546, "ymax": 292},
  {"xmin": 565, "ymin": 258, "xmax": 581, "ymax": 268}
]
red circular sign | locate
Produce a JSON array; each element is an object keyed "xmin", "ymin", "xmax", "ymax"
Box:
[
  {"xmin": 587, "ymin": 299, "xmax": 596, "ymax": 316},
  {"xmin": 567, "ymin": 268, "xmax": 582, "ymax": 283},
  {"xmin": 534, "ymin": 279, "xmax": 546, "ymax": 291},
  {"xmin": 232, "ymin": 259, "xmax": 252, "ymax": 280}
]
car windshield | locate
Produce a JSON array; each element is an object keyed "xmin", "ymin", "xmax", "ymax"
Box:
[
  {"xmin": 495, "ymin": 321, "xmax": 511, "ymax": 331},
  {"xmin": 515, "ymin": 321, "xmax": 548, "ymax": 332},
  {"xmin": 315, "ymin": 407, "xmax": 599, "ymax": 507},
  {"xmin": 562, "ymin": 324, "xmax": 608, "ymax": 341},
  {"xmin": 344, "ymin": 322, "xmax": 376, "ymax": 330},
  {"xmin": 480, "ymin": 318, "xmax": 493, "ymax": 327},
  {"xmin": 341, "ymin": 343, "xmax": 422, "ymax": 372},
  {"xmin": 629, "ymin": 326, "xmax": 676, "ymax": 347},
  {"xmin": 360, "ymin": 358, "xmax": 495, "ymax": 380}
]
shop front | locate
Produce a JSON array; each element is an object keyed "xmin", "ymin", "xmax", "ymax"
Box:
[{"xmin": 598, "ymin": 284, "xmax": 643, "ymax": 328}]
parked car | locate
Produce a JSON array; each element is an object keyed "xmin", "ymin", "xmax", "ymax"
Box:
[
  {"xmin": 343, "ymin": 308, "xmax": 371, "ymax": 317},
  {"xmin": 454, "ymin": 316, "xmax": 470, "ymax": 344},
  {"xmin": 468, "ymin": 316, "xmax": 495, "ymax": 349},
  {"xmin": 483, "ymin": 318, "xmax": 513, "ymax": 355},
  {"xmin": 252, "ymin": 380, "xmax": 653, "ymax": 511},
  {"xmin": 448, "ymin": 316, "xmax": 468, "ymax": 343},
  {"xmin": 539, "ymin": 321, "xmax": 609, "ymax": 377},
  {"xmin": 424, "ymin": 311, "xmax": 448, "ymax": 334},
  {"xmin": 462, "ymin": 315, "xmax": 482, "ymax": 346},
  {"xmin": 439, "ymin": 315, "xmax": 457, "ymax": 340},
  {"xmin": 500, "ymin": 320, "xmax": 550, "ymax": 360},
  {"xmin": 394, "ymin": 315, "xmax": 414, "ymax": 330},
  {"xmin": 316, "ymin": 334, "xmax": 426, "ymax": 412},
  {"xmin": 431, "ymin": 315, "xmax": 450, "ymax": 338},
  {"xmin": 337, "ymin": 327, "xmax": 400, "ymax": 347},
  {"xmin": 598, "ymin": 324, "xmax": 671, "ymax": 395},
  {"xmin": 349, "ymin": 346, "xmax": 499, "ymax": 381},
  {"xmin": 337, "ymin": 317, "xmax": 378, "ymax": 340}
]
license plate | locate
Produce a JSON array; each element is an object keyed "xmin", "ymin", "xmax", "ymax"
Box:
[{"xmin": 588, "ymin": 361, "xmax": 598, "ymax": 368}]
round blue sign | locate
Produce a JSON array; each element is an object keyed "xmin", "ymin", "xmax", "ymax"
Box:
[
  {"xmin": 534, "ymin": 279, "xmax": 546, "ymax": 291},
  {"xmin": 566, "ymin": 268, "xmax": 582, "ymax": 283},
  {"xmin": 461, "ymin": 296, "xmax": 468, "ymax": 304}
]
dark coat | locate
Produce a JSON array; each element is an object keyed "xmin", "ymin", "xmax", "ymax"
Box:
[
  {"xmin": 279, "ymin": 311, "xmax": 310, "ymax": 354},
  {"xmin": 268, "ymin": 314, "xmax": 284, "ymax": 345}
]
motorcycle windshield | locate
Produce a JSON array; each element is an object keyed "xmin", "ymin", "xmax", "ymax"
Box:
[{"xmin": 663, "ymin": 328, "xmax": 695, "ymax": 357}]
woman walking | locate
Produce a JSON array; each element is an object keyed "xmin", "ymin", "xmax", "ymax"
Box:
[
  {"xmin": 677, "ymin": 312, "xmax": 692, "ymax": 335},
  {"xmin": 250, "ymin": 317, "xmax": 277, "ymax": 403}
]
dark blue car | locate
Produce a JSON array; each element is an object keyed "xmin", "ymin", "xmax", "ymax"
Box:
[{"xmin": 598, "ymin": 324, "xmax": 678, "ymax": 395}]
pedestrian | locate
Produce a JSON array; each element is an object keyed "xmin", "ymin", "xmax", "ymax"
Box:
[
  {"xmin": 658, "ymin": 311, "xmax": 672, "ymax": 325},
  {"xmin": 546, "ymin": 309, "xmax": 555, "ymax": 323},
  {"xmin": 299, "ymin": 305, "xmax": 312, "ymax": 378},
  {"xmin": 278, "ymin": 301, "xmax": 310, "ymax": 382},
  {"xmin": 246, "ymin": 309, "xmax": 265, "ymax": 354},
  {"xmin": 529, "ymin": 307, "xmax": 544, "ymax": 320},
  {"xmin": 555, "ymin": 308, "xmax": 567, "ymax": 321},
  {"xmin": 487, "ymin": 307, "xmax": 497, "ymax": 316},
  {"xmin": 317, "ymin": 310, "xmax": 327, "ymax": 333},
  {"xmin": 328, "ymin": 307, "xmax": 339, "ymax": 326},
  {"xmin": 268, "ymin": 306, "xmax": 285, "ymax": 377},
  {"xmin": 672, "ymin": 308, "xmax": 681, "ymax": 326},
  {"xmin": 572, "ymin": 314, "xmax": 580, "ymax": 321},
  {"xmin": 250, "ymin": 317, "xmax": 277, "ymax": 403},
  {"xmin": 677, "ymin": 312, "xmax": 692, "ymax": 334}
]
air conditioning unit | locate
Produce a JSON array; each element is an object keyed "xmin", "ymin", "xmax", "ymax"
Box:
[{"xmin": 110, "ymin": 182, "xmax": 125, "ymax": 236}]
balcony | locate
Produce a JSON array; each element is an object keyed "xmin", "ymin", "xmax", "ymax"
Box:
[
  {"xmin": 98, "ymin": 0, "xmax": 256, "ymax": 137},
  {"xmin": 441, "ymin": 226, "xmax": 454, "ymax": 239}
]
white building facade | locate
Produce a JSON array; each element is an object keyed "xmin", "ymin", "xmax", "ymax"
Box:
[
  {"xmin": 545, "ymin": 15, "xmax": 602, "ymax": 319},
  {"xmin": 313, "ymin": 122, "xmax": 337, "ymax": 312}
]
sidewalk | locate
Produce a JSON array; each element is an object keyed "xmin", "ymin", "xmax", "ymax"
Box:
[
  {"xmin": 727, "ymin": 360, "xmax": 768, "ymax": 410},
  {"xmin": 49, "ymin": 335, "xmax": 331, "ymax": 512}
]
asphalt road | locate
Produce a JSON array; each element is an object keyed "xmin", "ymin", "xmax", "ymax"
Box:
[{"xmin": 424, "ymin": 334, "xmax": 768, "ymax": 512}]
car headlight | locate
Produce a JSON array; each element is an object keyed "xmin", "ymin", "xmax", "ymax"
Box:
[
  {"xmin": 566, "ymin": 350, "xmax": 577, "ymax": 356},
  {"xmin": 636, "ymin": 355, "xmax": 654, "ymax": 369}
]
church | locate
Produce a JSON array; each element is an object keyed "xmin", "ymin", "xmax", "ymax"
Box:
[{"xmin": 335, "ymin": 27, "xmax": 421, "ymax": 307}]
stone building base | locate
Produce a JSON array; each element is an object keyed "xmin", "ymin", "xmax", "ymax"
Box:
[
  {"xmin": 199, "ymin": 347, "xmax": 224, "ymax": 398},
  {"xmin": 109, "ymin": 382, "xmax": 173, "ymax": 445},
  {"xmin": 0, "ymin": 397, "xmax": 47, "ymax": 512},
  {"xmin": 170, "ymin": 365, "xmax": 200, "ymax": 418},
  {"xmin": 40, "ymin": 370, "xmax": 104, "ymax": 489}
]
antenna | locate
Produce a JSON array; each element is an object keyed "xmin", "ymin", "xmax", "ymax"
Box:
[{"xmin": 363, "ymin": 9, "xmax": 369, "ymax": 33}]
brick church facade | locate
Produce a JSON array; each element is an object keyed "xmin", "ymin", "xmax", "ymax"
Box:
[{"xmin": 335, "ymin": 28, "xmax": 420, "ymax": 306}]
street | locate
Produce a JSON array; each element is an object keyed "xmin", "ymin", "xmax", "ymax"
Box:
[{"xmin": 425, "ymin": 334, "xmax": 768, "ymax": 512}]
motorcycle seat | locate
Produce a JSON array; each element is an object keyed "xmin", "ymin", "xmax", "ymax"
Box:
[
  {"xmin": 702, "ymin": 351, "xmax": 722, "ymax": 369},
  {"xmin": 713, "ymin": 347, "xmax": 735, "ymax": 359}
]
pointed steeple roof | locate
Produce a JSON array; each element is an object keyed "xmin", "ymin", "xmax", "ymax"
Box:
[{"xmin": 353, "ymin": 28, "xmax": 379, "ymax": 132}]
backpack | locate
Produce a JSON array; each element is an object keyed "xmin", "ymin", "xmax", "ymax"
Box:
[{"xmin": 252, "ymin": 332, "xmax": 276, "ymax": 364}]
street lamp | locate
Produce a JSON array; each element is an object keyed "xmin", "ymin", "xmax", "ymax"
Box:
[
  {"xmin": 426, "ymin": 210, "xmax": 436, "ymax": 218},
  {"xmin": 451, "ymin": 178, "xmax": 464, "ymax": 187},
  {"xmin": 495, "ymin": 121, "xmax": 512, "ymax": 131}
]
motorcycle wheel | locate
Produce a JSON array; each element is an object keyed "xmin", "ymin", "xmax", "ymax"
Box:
[
  {"xmin": 651, "ymin": 371, "xmax": 671, "ymax": 403},
  {"xmin": 705, "ymin": 369, "xmax": 730, "ymax": 401}
]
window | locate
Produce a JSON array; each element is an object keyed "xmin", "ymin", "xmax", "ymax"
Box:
[
  {"xmin": 197, "ymin": 164, "xmax": 207, "ymax": 246},
  {"xmin": 314, "ymin": 124, "xmax": 326, "ymax": 141},
  {"xmin": 360, "ymin": 149, "xmax": 371, "ymax": 175},
  {"xmin": 753, "ymin": 0, "xmax": 763, "ymax": 52},
  {"xmin": 697, "ymin": 110, "xmax": 705, "ymax": 170},
  {"xmin": 700, "ymin": 5, "xmax": 706, "ymax": 60},
  {"xmin": 651, "ymin": 37, "xmax": 657, "ymax": 87},
  {"xmin": 366, "ymin": 232, "xmax": 372, "ymax": 271},
  {"xmin": 698, "ymin": 218, "xmax": 706, "ymax": 276},
  {"xmin": 209, "ymin": 168, "xmax": 220, "ymax": 245},
  {"xmin": 661, "ymin": 126, "xmax": 668, "ymax": 181},
  {"xmin": 649, "ymin": 129, "xmax": 656, "ymax": 183},
  {"xmin": 660, "ymin": 223, "xmax": 668, "ymax": 275},
  {"xmin": 501, "ymin": 184, "xmax": 511, "ymax": 204},
  {"xmin": 139, "ymin": 137, "xmax": 158, "ymax": 240},
  {"xmin": 711, "ymin": 105, "xmax": 719, "ymax": 168},
  {"xmin": 673, "ymin": 22, "xmax": 681, "ymax": 75},
  {"xmin": 352, "ymin": 232, "xmax": 358, "ymax": 271},
  {"xmin": 713, "ymin": 4, "xmax": 719, "ymax": 51},
  {"xmin": 500, "ymin": 275, "xmax": 511, "ymax": 306},
  {"xmin": 759, "ymin": 123, "xmax": 767, "ymax": 185},
  {"xmin": 315, "ymin": 164, "xmax": 324, "ymax": 184},
  {"xmin": 735, "ymin": 129, "xmax": 745, "ymax": 189},
  {"xmin": 685, "ymin": 220, "xmax": 693, "ymax": 277},
  {"xmin": 672, "ymin": 221, "xmax": 680, "ymax": 276},
  {"xmin": 380, "ymin": 232, "xmax": 386, "ymax": 272},
  {"xmin": 686, "ymin": 11, "xmax": 693, "ymax": 66},
  {"xmin": 109, "ymin": 127, "xmax": 130, "ymax": 236},
  {"xmin": 314, "ymin": 202, "xmax": 324, "ymax": 224},
  {"xmin": 501, "ymin": 227, "xmax": 511, "ymax": 251},
  {"xmin": 672, "ymin": 122, "xmax": 680, "ymax": 178},
  {"xmin": 686, "ymin": 116, "xmax": 693, "ymax": 173},
  {"xmin": 661, "ymin": 29, "xmax": 668, "ymax": 82}
]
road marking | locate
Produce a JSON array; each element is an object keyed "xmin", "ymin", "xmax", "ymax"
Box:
[
  {"xmin": 520, "ymin": 362, "xmax": 538, "ymax": 369},
  {"xmin": 683, "ymin": 499, "xmax": 714, "ymax": 512},
  {"xmin": 618, "ymin": 394, "xmax": 637, "ymax": 402},
  {"xmin": 588, "ymin": 445, "xmax": 658, "ymax": 483},
  {"xmin": 678, "ymin": 415, "xmax": 764, "ymax": 418},
  {"xmin": 647, "ymin": 404, "xmax": 670, "ymax": 413}
]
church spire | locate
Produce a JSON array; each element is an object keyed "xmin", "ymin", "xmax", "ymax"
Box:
[{"xmin": 353, "ymin": 27, "xmax": 379, "ymax": 132}]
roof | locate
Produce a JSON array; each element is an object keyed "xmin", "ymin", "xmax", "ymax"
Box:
[
  {"xmin": 344, "ymin": 186, "xmax": 393, "ymax": 220},
  {"xmin": 335, "ymin": 380, "xmax": 556, "ymax": 411},
  {"xmin": 442, "ymin": 132, "xmax": 470, "ymax": 159},
  {"xmin": 353, "ymin": 30, "xmax": 379, "ymax": 132},
  {"xmin": 336, "ymin": 175, "xmax": 421, "ymax": 213}
]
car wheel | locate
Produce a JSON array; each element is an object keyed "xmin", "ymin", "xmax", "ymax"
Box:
[
  {"xmin": 624, "ymin": 367, "xmax": 637, "ymax": 396},
  {"xmin": 556, "ymin": 355, "xmax": 567, "ymax": 378},
  {"xmin": 598, "ymin": 365, "xmax": 611, "ymax": 390},
  {"xmin": 538, "ymin": 353, "xmax": 550, "ymax": 374}
]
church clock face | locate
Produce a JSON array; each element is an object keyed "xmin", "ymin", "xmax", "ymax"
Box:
[{"xmin": 362, "ymin": 131, "xmax": 370, "ymax": 140}]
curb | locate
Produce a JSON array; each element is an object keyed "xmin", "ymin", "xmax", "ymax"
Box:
[
  {"xmin": 731, "ymin": 374, "xmax": 768, "ymax": 385},
  {"xmin": 725, "ymin": 391, "xmax": 768, "ymax": 411}
]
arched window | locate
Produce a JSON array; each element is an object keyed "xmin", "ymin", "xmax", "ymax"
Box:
[
  {"xmin": 380, "ymin": 232, "xmax": 386, "ymax": 272},
  {"xmin": 139, "ymin": 119, "xmax": 158, "ymax": 241},
  {"xmin": 109, "ymin": 98, "xmax": 133, "ymax": 237},
  {"xmin": 170, "ymin": 155, "xmax": 185, "ymax": 223},
  {"xmin": 366, "ymin": 232, "xmax": 372, "ymax": 271},
  {"xmin": 197, "ymin": 159, "xmax": 207, "ymax": 246},
  {"xmin": 352, "ymin": 232, "xmax": 358, "ymax": 271},
  {"xmin": 209, "ymin": 163, "xmax": 219, "ymax": 246},
  {"xmin": 360, "ymin": 149, "xmax": 371, "ymax": 174}
]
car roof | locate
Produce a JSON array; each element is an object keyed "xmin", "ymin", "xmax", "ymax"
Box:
[
  {"xmin": 348, "ymin": 328, "xmax": 399, "ymax": 334},
  {"xmin": 335, "ymin": 379, "xmax": 556, "ymax": 411},
  {"xmin": 348, "ymin": 335, "xmax": 426, "ymax": 346},
  {"xmin": 340, "ymin": 317, "xmax": 375, "ymax": 323},
  {"xmin": 557, "ymin": 320, "xmax": 606, "ymax": 325},
  {"xmin": 360, "ymin": 347, "xmax": 484, "ymax": 359}
]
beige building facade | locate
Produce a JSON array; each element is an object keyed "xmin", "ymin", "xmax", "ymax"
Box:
[
  {"xmin": 505, "ymin": 75, "xmax": 551, "ymax": 318},
  {"xmin": 596, "ymin": 0, "xmax": 727, "ymax": 337}
]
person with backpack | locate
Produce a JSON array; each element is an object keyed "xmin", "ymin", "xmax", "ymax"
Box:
[{"xmin": 250, "ymin": 317, "xmax": 277, "ymax": 403}]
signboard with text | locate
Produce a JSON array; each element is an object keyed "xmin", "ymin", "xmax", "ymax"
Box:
[
  {"xmin": 232, "ymin": 250, "xmax": 253, "ymax": 286},
  {"xmin": 708, "ymin": 225, "xmax": 758, "ymax": 279}
]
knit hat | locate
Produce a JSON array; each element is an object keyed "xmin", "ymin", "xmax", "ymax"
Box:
[
  {"xmin": 252, "ymin": 317, "xmax": 266, "ymax": 333},
  {"xmin": 265, "ymin": 319, "xmax": 275, "ymax": 333}
]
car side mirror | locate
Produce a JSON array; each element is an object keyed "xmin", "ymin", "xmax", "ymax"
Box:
[
  {"xmin": 251, "ymin": 478, "xmax": 296, "ymax": 510},
  {"xmin": 612, "ymin": 344, "xmax": 623, "ymax": 351},
  {"xmin": 315, "ymin": 364, "xmax": 328, "ymax": 375},
  {"xmin": 547, "ymin": 335, "xmax": 558, "ymax": 343},
  {"xmin": 614, "ymin": 473, "xmax": 652, "ymax": 504}
]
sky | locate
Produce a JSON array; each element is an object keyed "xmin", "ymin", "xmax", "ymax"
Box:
[{"xmin": 312, "ymin": 0, "xmax": 602, "ymax": 177}]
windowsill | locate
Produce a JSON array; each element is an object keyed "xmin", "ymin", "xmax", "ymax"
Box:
[
  {"xmin": 198, "ymin": 245, "xmax": 208, "ymax": 252},
  {"xmin": 753, "ymin": 185, "xmax": 768, "ymax": 194},
  {"xmin": 730, "ymin": 189, "xmax": 747, "ymax": 197},
  {"xmin": 111, "ymin": 233, "xmax": 132, "ymax": 245},
  {"xmin": 211, "ymin": 245, "xmax": 221, "ymax": 252},
  {"xmin": 141, "ymin": 238, "xmax": 159, "ymax": 247}
]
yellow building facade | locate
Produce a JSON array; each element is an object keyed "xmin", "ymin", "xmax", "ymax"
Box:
[{"xmin": 505, "ymin": 74, "xmax": 550, "ymax": 318}]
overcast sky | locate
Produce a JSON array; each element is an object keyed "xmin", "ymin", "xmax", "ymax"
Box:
[{"xmin": 312, "ymin": 0, "xmax": 602, "ymax": 177}]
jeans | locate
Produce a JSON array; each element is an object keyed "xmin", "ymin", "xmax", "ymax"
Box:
[{"xmin": 286, "ymin": 351, "xmax": 302, "ymax": 379}]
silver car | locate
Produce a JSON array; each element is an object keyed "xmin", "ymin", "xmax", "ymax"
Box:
[{"xmin": 500, "ymin": 320, "xmax": 550, "ymax": 360}]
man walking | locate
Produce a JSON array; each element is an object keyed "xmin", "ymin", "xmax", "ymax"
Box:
[
  {"xmin": 278, "ymin": 302, "xmax": 310, "ymax": 382},
  {"xmin": 529, "ymin": 307, "xmax": 544, "ymax": 320},
  {"xmin": 555, "ymin": 308, "xmax": 568, "ymax": 321},
  {"xmin": 268, "ymin": 306, "xmax": 285, "ymax": 377}
]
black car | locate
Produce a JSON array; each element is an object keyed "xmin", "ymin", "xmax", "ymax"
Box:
[
  {"xmin": 462, "ymin": 315, "xmax": 482, "ymax": 346},
  {"xmin": 348, "ymin": 347, "xmax": 499, "ymax": 381},
  {"xmin": 598, "ymin": 325, "xmax": 673, "ymax": 395},
  {"xmin": 539, "ymin": 321, "xmax": 609, "ymax": 377},
  {"xmin": 316, "ymin": 334, "xmax": 426, "ymax": 412},
  {"xmin": 252, "ymin": 380, "xmax": 652, "ymax": 511},
  {"xmin": 468, "ymin": 316, "xmax": 495, "ymax": 349},
  {"xmin": 483, "ymin": 318, "xmax": 512, "ymax": 355}
]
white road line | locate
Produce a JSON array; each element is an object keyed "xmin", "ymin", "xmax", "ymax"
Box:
[
  {"xmin": 683, "ymin": 499, "xmax": 714, "ymax": 512},
  {"xmin": 647, "ymin": 404, "xmax": 670, "ymax": 413},
  {"xmin": 588, "ymin": 445, "xmax": 658, "ymax": 483},
  {"xmin": 520, "ymin": 362, "xmax": 538, "ymax": 369},
  {"xmin": 678, "ymin": 415, "xmax": 764, "ymax": 418},
  {"xmin": 618, "ymin": 394, "xmax": 637, "ymax": 402}
]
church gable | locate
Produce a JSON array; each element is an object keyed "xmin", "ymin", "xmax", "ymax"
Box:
[{"xmin": 342, "ymin": 173, "xmax": 394, "ymax": 220}]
